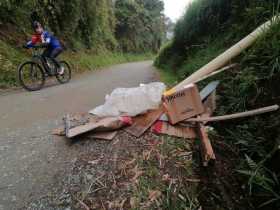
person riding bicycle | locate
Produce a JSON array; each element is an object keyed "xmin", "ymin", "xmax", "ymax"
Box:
[{"xmin": 25, "ymin": 21, "xmax": 64, "ymax": 75}]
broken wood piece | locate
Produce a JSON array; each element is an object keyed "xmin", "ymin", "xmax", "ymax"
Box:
[
  {"xmin": 197, "ymin": 123, "xmax": 216, "ymax": 166},
  {"xmin": 52, "ymin": 127, "xmax": 65, "ymax": 136},
  {"xmin": 203, "ymin": 90, "xmax": 216, "ymax": 116},
  {"xmin": 64, "ymin": 114, "xmax": 71, "ymax": 137},
  {"xmin": 66, "ymin": 116, "xmax": 132, "ymax": 138},
  {"xmin": 125, "ymin": 107, "xmax": 164, "ymax": 137},
  {"xmin": 194, "ymin": 64, "xmax": 238, "ymax": 83},
  {"xmin": 162, "ymin": 84, "xmax": 204, "ymax": 124},
  {"xmin": 200, "ymin": 81, "xmax": 219, "ymax": 101},
  {"xmin": 88, "ymin": 131, "xmax": 118, "ymax": 140},
  {"xmin": 53, "ymin": 126, "xmax": 118, "ymax": 140},
  {"xmin": 186, "ymin": 105, "xmax": 279, "ymax": 123},
  {"xmin": 151, "ymin": 121, "xmax": 197, "ymax": 139}
]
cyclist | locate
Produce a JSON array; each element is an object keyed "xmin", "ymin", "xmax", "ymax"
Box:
[{"xmin": 25, "ymin": 21, "xmax": 64, "ymax": 75}]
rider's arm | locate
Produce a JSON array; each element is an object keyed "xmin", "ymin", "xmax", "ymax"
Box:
[
  {"xmin": 26, "ymin": 34, "xmax": 41, "ymax": 48},
  {"xmin": 42, "ymin": 31, "xmax": 51, "ymax": 46}
]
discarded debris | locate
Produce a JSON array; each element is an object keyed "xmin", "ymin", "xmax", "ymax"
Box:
[
  {"xmin": 197, "ymin": 123, "xmax": 216, "ymax": 167},
  {"xmin": 185, "ymin": 105, "xmax": 279, "ymax": 123},
  {"xmin": 162, "ymin": 83, "xmax": 204, "ymax": 124},
  {"xmin": 159, "ymin": 82, "xmax": 219, "ymax": 122},
  {"xmin": 194, "ymin": 64, "xmax": 238, "ymax": 83},
  {"xmin": 65, "ymin": 115, "xmax": 132, "ymax": 138},
  {"xmin": 151, "ymin": 121, "xmax": 197, "ymax": 139},
  {"xmin": 125, "ymin": 107, "xmax": 164, "ymax": 137},
  {"xmin": 89, "ymin": 82, "xmax": 166, "ymax": 117},
  {"xmin": 53, "ymin": 79, "xmax": 279, "ymax": 168},
  {"xmin": 199, "ymin": 81, "xmax": 219, "ymax": 101},
  {"xmin": 203, "ymin": 90, "xmax": 217, "ymax": 116},
  {"xmin": 88, "ymin": 131, "xmax": 118, "ymax": 140}
]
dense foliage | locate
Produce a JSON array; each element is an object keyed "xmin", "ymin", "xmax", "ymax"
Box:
[
  {"xmin": 155, "ymin": 0, "xmax": 280, "ymax": 209},
  {"xmin": 0, "ymin": 0, "xmax": 165, "ymax": 87},
  {"xmin": 0, "ymin": 0, "xmax": 165, "ymax": 51},
  {"xmin": 115, "ymin": 0, "xmax": 165, "ymax": 52}
]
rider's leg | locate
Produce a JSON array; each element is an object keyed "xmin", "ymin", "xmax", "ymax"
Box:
[
  {"xmin": 41, "ymin": 47, "xmax": 54, "ymax": 75},
  {"xmin": 42, "ymin": 47, "xmax": 52, "ymax": 63},
  {"xmin": 49, "ymin": 47, "xmax": 63, "ymax": 74}
]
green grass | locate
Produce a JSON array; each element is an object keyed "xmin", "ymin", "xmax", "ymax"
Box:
[
  {"xmin": 0, "ymin": 40, "xmax": 27, "ymax": 88},
  {"xmin": 65, "ymin": 50, "xmax": 154, "ymax": 73},
  {"xmin": 133, "ymin": 136, "xmax": 201, "ymax": 210},
  {"xmin": 155, "ymin": 37, "xmax": 227, "ymax": 87},
  {"xmin": 157, "ymin": 68, "xmax": 179, "ymax": 87}
]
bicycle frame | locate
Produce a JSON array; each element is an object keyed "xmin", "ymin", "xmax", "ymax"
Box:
[{"xmin": 31, "ymin": 48, "xmax": 55, "ymax": 76}]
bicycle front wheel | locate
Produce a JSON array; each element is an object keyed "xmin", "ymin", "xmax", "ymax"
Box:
[{"xmin": 18, "ymin": 61, "xmax": 45, "ymax": 91}]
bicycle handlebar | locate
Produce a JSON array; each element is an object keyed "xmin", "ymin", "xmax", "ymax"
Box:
[{"xmin": 23, "ymin": 45, "xmax": 47, "ymax": 50}]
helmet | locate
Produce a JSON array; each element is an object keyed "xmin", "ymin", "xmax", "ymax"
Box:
[{"xmin": 32, "ymin": 21, "xmax": 41, "ymax": 31}]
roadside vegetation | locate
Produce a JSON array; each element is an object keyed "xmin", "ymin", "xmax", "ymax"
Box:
[
  {"xmin": 155, "ymin": 0, "xmax": 280, "ymax": 209},
  {"xmin": 0, "ymin": 0, "xmax": 164, "ymax": 88}
]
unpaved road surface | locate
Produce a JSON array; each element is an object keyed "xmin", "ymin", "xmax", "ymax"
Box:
[{"xmin": 0, "ymin": 61, "xmax": 158, "ymax": 210}]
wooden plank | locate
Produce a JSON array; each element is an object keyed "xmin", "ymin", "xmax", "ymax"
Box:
[
  {"xmin": 53, "ymin": 127, "xmax": 118, "ymax": 140},
  {"xmin": 89, "ymin": 131, "xmax": 118, "ymax": 140},
  {"xmin": 66, "ymin": 117, "xmax": 131, "ymax": 138},
  {"xmin": 64, "ymin": 114, "xmax": 71, "ymax": 137},
  {"xmin": 203, "ymin": 91, "xmax": 216, "ymax": 116},
  {"xmin": 151, "ymin": 121, "xmax": 197, "ymax": 139},
  {"xmin": 197, "ymin": 123, "xmax": 216, "ymax": 166},
  {"xmin": 125, "ymin": 107, "xmax": 164, "ymax": 137},
  {"xmin": 194, "ymin": 64, "xmax": 238, "ymax": 83},
  {"xmin": 186, "ymin": 105, "xmax": 279, "ymax": 123}
]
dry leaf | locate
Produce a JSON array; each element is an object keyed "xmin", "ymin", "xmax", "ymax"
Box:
[
  {"xmin": 130, "ymin": 165, "xmax": 144, "ymax": 184},
  {"xmin": 130, "ymin": 197, "xmax": 138, "ymax": 209},
  {"xmin": 148, "ymin": 190, "xmax": 162, "ymax": 202},
  {"xmin": 142, "ymin": 150, "xmax": 152, "ymax": 161}
]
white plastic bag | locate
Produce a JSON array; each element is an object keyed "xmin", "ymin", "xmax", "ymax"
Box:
[{"xmin": 90, "ymin": 82, "xmax": 166, "ymax": 117}]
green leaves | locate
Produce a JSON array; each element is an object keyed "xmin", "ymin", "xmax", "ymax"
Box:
[{"xmin": 115, "ymin": 0, "xmax": 165, "ymax": 53}]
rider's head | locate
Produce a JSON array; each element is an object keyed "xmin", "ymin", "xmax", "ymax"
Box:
[{"xmin": 32, "ymin": 21, "xmax": 43, "ymax": 34}]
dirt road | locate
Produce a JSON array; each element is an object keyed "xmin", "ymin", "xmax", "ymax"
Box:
[{"xmin": 0, "ymin": 61, "xmax": 158, "ymax": 210}]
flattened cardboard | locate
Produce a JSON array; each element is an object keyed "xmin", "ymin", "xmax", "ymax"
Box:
[
  {"xmin": 151, "ymin": 121, "xmax": 197, "ymax": 139},
  {"xmin": 163, "ymin": 84, "xmax": 204, "ymax": 124},
  {"xmin": 125, "ymin": 107, "xmax": 164, "ymax": 137}
]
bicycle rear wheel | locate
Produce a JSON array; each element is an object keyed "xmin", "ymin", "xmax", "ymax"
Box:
[
  {"xmin": 18, "ymin": 61, "xmax": 45, "ymax": 91},
  {"xmin": 55, "ymin": 61, "xmax": 71, "ymax": 84}
]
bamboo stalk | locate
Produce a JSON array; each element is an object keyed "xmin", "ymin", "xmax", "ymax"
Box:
[
  {"xmin": 186, "ymin": 105, "xmax": 279, "ymax": 123},
  {"xmin": 174, "ymin": 16, "xmax": 279, "ymax": 90}
]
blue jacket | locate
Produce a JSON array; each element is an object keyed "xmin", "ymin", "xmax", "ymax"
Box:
[{"xmin": 27, "ymin": 31, "xmax": 61, "ymax": 49}]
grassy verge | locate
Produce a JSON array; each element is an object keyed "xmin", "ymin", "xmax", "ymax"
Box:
[
  {"xmin": 0, "ymin": 40, "xmax": 27, "ymax": 88},
  {"xmin": 133, "ymin": 135, "xmax": 201, "ymax": 210},
  {"xmin": 64, "ymin": 50, "xmax": 154, "ymax": 74},
  {"xmin": 0, "ymin": 40, "xmax": 154, "ymax": 88},
  {"xmin": 155, "ymin": 20, "xmax": 280, "ymax": 209}
]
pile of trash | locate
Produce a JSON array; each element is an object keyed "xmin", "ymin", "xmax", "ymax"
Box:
[{"xmin": 53, "ymin": 77, "xmax": 279, "ymax": 167}]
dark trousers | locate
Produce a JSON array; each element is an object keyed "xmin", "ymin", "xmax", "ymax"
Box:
[{"xmin": 42, "ymin": 47, "xmax": 63, "ymax": 68}]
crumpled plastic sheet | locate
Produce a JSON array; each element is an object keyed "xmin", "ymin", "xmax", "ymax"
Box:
[{"xmin": 89, "ymin": 82, "xmax": 166, "ymax": 117}]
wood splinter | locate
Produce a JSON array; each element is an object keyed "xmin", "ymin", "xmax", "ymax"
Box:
[{"xmin": 197, "ymin": 123, "xmax": 216, "ymax": 167}]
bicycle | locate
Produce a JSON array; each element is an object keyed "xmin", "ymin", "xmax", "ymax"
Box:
[{"xmin": 18, "ymin": 46, "xmax": 71, "ymax": 91}]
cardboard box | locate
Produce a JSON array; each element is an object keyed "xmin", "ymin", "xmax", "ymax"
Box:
[{"xmin": 162, "ymin": 84, "xmax": 204, "ymax": 124}]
